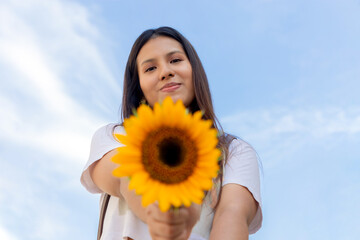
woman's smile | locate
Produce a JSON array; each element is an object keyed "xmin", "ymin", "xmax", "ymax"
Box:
[{"xmin": 160, "ymin": 82, "xmax": 181, "ymax": 92}]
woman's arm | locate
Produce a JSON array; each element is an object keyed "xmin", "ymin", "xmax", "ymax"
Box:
[
  {"xmin": 89, "ymin": 148, "xmax": 201, "ymax": 238},
  {"xmin": 209, "ymin": 183, "xmax": 258, "ymax": 240},
  {"xmin": 89, "ymin": 149, "xmax": 122, "ymax": 197},
  {"xmin": 89, "ymin": 149, "xmax": 148, "ymax": 221}
]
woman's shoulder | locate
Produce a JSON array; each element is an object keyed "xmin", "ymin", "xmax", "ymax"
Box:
[
  {"xmin": 223, "ymin": 133, "xmax": 256, "ymax": 156},
  {"xmin": 93, "ymin": 123, "xmax": 124, "ymax": 136},
  {"xmin": 224, "ymin": 135, "xmax": 259, "ymax": 173},
  {"xmin": 90, "ymin": 123, "xmax": 125, "ymax": 149},
  {"xmin": 91, "ymin": 123, "xmax": 124, "ymax": 141},
  {"xmin": 229, "ymin": 138, "xmax": 255, "ymax": 152}
]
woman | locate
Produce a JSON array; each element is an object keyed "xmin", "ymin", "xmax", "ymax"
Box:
[{"xmin": 81, "ymin": 26, "xmax": 262, "ymax": 240}]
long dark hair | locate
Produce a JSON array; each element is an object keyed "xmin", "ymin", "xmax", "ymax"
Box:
[{"xmin": 120, "ymin": 26, "xmax": 234, "ymax": 209}]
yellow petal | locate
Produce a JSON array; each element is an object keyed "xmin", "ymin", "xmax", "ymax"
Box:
[
  {"xmin": 166, "ymin": 186, "xmax": 182, "ymax": 207},
  {"xmin": 178, "ymin": 183, "xmax": 193, "ymax": 206},
  {"xmin": 137, "ymin": 105, "xmax": 156, "ymax": 131},
  {"xmin": 129, "ymin": 172, "xmax": 149, "ymax": 191},
  {"xmin": 158, "ymin": 185, "xmax": 171, "ymax": 212},
  {"xmin": 113, "ymin": 166, "xmax": 136, "ymax": 177},
  {"xmin": 141, "ymin": 180, "xmax": 160, "ymax": 207},
  {"xmin": 115, "ymin": 146, "xmax": 142, "ymax": 158},
  {"xmin": 190, "ymin": 173, "xmax": 213, "ymax": 190},
  {"xmin": 112, "ymin": 164, "xmax": 143, "ymax": 177},
  {"xmin": 112, "ymin": 155, "xmax": 142, "ymax": 166},
  {"xmin": 186, "ymin": 180, "xmax": 206, "ymax": 198},
  {"xmin": 171, "ymin": 100, "xmax": 187, "ymax": 127},
  {"xmin": 114, "ymin": 134, "xmax": 142, "ymax": 148},
  {"xmin": 153, "ymin": 102, "xmax": 164, "ymax": 127}
]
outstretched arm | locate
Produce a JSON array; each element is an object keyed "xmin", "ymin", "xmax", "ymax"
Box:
[
  {"xmin": 89, "ymin": 149, "xmax": 201, "ymax": 239},
  {"xmin": 210, "ymin": 183, "xmax": 258, "ymax": 240},
  {"xmin": 89, "ymin": 149, "xmax": 149, "ymax": 221}
]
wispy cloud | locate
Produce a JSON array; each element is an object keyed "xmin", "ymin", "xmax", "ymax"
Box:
[
  {"xmin": 0, "ymin": 225, "xmax": 18, "ymax": 240},
  {"xmin": 222, "ymin": 107, "xmax": 360, "ymax": 138},
  {"xmin": 0, "ymin": 0, "xmax": 120, "ymax": 163},
  {"xmin": 0, "ymin": 0, "xmax": 120, "ymax": 238},
  {"xmin": 221, "ymin": 107, "xmax": 360, "ymax": 169}
]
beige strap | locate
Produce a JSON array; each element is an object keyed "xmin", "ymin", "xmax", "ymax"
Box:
[{"xmin": 97, "ymin": 193, "xmax": 111, "ymax": 240}]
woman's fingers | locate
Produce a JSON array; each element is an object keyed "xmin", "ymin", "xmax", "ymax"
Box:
[
  {"xmin": 146, "ymin": 204, "xmax": 191, "ymax": 240},
  {"xmin": 149, "ymin": 222, "xmax": 185, "ymax": 239},
  {"xmin": 150, "ymin": 228, "xmax": 188, "ymax": 240},
  {"xmin": 147, "ymin": 205, "xmax": 189, "ymax": 224}
]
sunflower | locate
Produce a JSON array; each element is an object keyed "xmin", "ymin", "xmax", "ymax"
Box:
[{"xmin": 112, "ymin": 96, "xmax": 221, "ymax": 212}]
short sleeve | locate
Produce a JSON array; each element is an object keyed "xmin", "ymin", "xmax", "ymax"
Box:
[
  {"xmin": 222, "ymin": 139, "xmax": 263, "ymax": 234},
  {"xmin": 80, "ymin": 124, "xmax": 124, "ymax": 194}
]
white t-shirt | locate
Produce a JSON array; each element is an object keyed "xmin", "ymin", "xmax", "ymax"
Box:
[{"xmin": 81, "ymin": 124, "xmax": 262, "ymax": 240}]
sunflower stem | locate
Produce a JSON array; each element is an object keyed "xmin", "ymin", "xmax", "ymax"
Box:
[{"xmin": 171, "ymin": 206, "xmax": 181, "ymax": 216}]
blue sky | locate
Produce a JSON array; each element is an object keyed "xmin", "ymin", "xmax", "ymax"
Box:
[{"xmin": 0, "ymin": 0, "xmax": 359, "ymax": 239}]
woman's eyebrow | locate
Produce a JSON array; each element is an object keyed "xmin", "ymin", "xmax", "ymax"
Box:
[
  {"xmin": 167, "ymin": 50, "xmax": 183, "ymax": 56},
  {"xmin": 140, "ymin": 50, "xmax": 184, "ymax": 66},
  {"xmin": 140, "ymin": 58, "xmax": 155, "ymax": 66}
]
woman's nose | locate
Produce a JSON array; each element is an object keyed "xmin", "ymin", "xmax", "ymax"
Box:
[{"xmin": 160, "ymin": 64, "xmax": 175, "ymax": 80}]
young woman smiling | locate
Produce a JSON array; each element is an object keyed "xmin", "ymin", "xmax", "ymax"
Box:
[{"xmin": 81, "ymin": 27, "xmax": 262, "ymax": 240}]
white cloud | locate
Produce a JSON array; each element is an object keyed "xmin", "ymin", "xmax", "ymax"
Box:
[
  {"xmin": 0, "ymin": 226, "xmax": 18, "ymax": 240},
  {"xmin": 0, "ymin": 0, "xmax": 121, "ymax": 164},
  {"xmin": 0, "ymin": 1, "xmax": 120, "ymax": 238},
  {"xmin": 221, "ymin": 107, "xmax": 360, "ymax": 139},
  {"xmin": 0, "ymin": 155, "xmax": 79, "ymax": 239},
  {"xmin": 221, "ymin": 107, "xmax": 360, "ymax": 169}
]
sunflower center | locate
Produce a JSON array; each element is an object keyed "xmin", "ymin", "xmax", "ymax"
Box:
[
  {"xmin": 142, "ymin": 127, "xmax": 197, "ymax": 184},
  {"xmin": 158, "ymin": 137, "xmax": 183, "ymax": 167}
]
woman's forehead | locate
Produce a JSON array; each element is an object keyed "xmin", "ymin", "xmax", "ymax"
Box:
[{"xmin": 137, "ymin": 36, "xmax": 185, "ymax": 63}]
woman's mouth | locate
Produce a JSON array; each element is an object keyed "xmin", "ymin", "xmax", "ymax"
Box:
[{"xmin": 161, "ymin": 83, "xmax": 181, "ymax": 92}]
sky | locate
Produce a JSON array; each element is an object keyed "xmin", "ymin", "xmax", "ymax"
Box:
[{"xmin": 0, "ymin": 0, "xmax": 359, "ymax": 239}]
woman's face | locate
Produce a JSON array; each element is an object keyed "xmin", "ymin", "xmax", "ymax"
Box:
[{"xmin": 137, "ymin": 36, "xmax": 195, "ymax": 107}]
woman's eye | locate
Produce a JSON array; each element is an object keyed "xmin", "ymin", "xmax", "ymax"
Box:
[
  {"xmin": 170, "ymin": 58, "xmax": 182, "ymax": 63},
  {"xmin": 145, "ymin": 66, "xmax": 156, "ymax": 72}
]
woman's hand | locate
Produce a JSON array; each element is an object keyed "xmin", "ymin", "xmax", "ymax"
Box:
[
  {"xmin": 90, "ymin": 149, "xmax": 201, "ymax": 239},
  {"xmin": 146, "ymin": 203, "xmax": 200, "ymax": 240}
]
